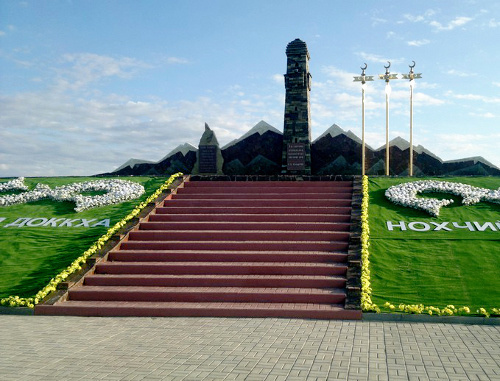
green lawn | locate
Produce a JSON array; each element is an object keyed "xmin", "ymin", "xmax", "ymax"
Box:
[
  {"xmin": 0, "ymin": 176, "xmax": 167, "ymax": 298},
  {"xmin": 368, "ymin": 177, "xmax": 500, "ymax": 312}
]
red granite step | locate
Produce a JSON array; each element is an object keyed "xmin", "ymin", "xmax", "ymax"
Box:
[
  {"xmin": 118, "ymin": 240, "xmax": 348, "ymax": 252},
  {"xmin": 173, "ymin": 192, "xmax": 353, "ymax": 200},
  {"xmin": 83, "ymin": 274, "xmax": 346, "ymax": 288},
  {"xmin": 107, "ymin": 250, "xmax": 347, "ymax": 263},
  {"xmin": 154, "ymin": 206, "xmax": 352, "ymax": 215},
  {"xmin": 35, "ymin": 301, "xmax": 362, "ymax": 319},
  {"xmin": 148, "ymin": 213, "xmax": 351, "ymax": 223},
  {"xmin": 182, "ymin": 181, "xmax": 353, "ymax": 188},
  {"xmin": 139, "ymin": 221, "xmax": 351, "ymax": 232},
  {"xmin": 68, "ymin": 286, "xmax": 347, "ymax": 304},
  {"xmin": 95, "ymin": 262, "xmax": 348, "ymax": 276},
  {"xmin": 162, "ymin": 199, "xmax": 351, "ymax": 207},
  {"xmin": 178, "ymin": 186, "xmax": 353, "ymax": 194},
  {"xmin": 127, "ymin": 230, "xmax": 350, "ymax": 242}
]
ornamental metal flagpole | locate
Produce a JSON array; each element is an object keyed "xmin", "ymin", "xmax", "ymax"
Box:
[
  {"xmin": 402, "ymin": 61, "xmax": 422, "ymax": 177},
  {"xmin": 362, "ymin": 83, "xmax": 366, "ymax": 176},
  {"xmin": 410, "ymin": 78, "xmax": 414, "ymax": 176},
  {"xmin": 385, "ymin": 83, "xmax": 390, "ymax": 176},
  {"xmin": 353, "ymin": 64, "xmax": 374, "ymax": 176},
  {"xmin": 379, "ymin": 62, "xmax": 397, "ymax": 176}
]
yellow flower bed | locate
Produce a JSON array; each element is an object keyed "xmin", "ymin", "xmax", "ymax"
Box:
[
  {"xmin": 360, "ymin": 175, "xmax": 379, "ymax": 313},
  {"xmin": 0, "ymin": 172, "xmax": 183, "ymax": 309}
]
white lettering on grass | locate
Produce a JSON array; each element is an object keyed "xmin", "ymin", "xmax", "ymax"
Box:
[
  {"xmin": 386, "ymin": 221, "xmax": 407, "ymax": 231},
  {"xmin": 473, "ymin": 222, "xmax": 497, "ymax": 232},
  {"xmin": 430, "ymin": 222, "xmax": 452, "ymax": 231},
  {"xmin": 74, "ymin": 219, "xmax": 97, "ymax": 227},
  {"xmin": 386, "ymin": 221, "xmax": 500, "ymax": 233},
  {"xmin": 2, "ymin": 217, "xmax": 111, "ymax": 228},
  {"xmin": 26, "ymin": 218, "xmax": 48, "ymax": 227},
  {"xmin": 408, "ymin": 222, "xmax": 431, "ymax": 231},
  {"xmin": 4, "ymin": 218, "xmax": 31, "ymax": 227},
  {"xmin": 452, "ymin": 222, "xmax": 475, "ymax": 231}
]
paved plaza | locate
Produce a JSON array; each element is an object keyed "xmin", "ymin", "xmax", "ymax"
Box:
[{"xmin": 0, "ymin": 315, "xmax": 499, "ymax": 380}]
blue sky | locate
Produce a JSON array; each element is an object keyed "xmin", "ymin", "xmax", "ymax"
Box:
[{"xmin": 1, "ymin": 0, "xmax": 499, "ymax": 176}]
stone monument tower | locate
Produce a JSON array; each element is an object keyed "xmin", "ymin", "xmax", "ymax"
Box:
[{"xmin": 281, "ymin": 38, "xmax": 312, "ymax": 175}]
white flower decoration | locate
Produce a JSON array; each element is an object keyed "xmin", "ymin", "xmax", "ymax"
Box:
[
  {"xmin": 385, "ymin": 180, "xmax": 500, "ymax": 217},
  {"xmin": 0, "ymin": 177, "xmax": 145, "ymax": 212}
]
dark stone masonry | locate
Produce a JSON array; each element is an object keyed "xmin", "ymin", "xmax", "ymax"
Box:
[{"xmin": 282, "ymin": 38, "xmax": 312, "ymax": 175}]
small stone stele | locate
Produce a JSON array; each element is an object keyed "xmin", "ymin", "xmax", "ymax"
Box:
[{"xmin": 192, "ymin": 123, "xmax": 224, "ymax": 175}]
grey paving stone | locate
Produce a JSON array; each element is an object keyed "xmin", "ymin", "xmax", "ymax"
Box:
[{"xmin": 1, "ymin": 316, "xmax": 499, "ymax": 380}]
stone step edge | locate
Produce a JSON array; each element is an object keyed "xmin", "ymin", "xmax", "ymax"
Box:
[
  {"xmin": 69, "ymin": 286, "xmax": 347, "ymax": 294},
  {"xmin": 35, "ymin": 301, "xmax": 362, "ymax": 319},
  {"xmin": 108, "ymin": 249, "xmax": 348, "ymax": 254},
  {"xmin": 84, "ymin": 274, "xmax": 347, "ymax": 280},
  {"xmin": 184, "ymin": 181, "xmax": 353, "ymax": 187},
  {"xmin": 67, "ymin": 288, "xmax": 346, "ymax": 304},
  {"xmin": 83, "ymin": 274, "xmax": 347, "ymax": 288}
]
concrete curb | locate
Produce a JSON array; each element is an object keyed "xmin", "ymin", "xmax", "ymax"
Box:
[
  {"xmin": 363, "ymin": 312, "xmax": 500, "ymax": 325},
  {"xmin": 0, "ymin": 306, "xmax": 34, "ymax": 315}
]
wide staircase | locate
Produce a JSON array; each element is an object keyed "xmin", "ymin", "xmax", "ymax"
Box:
[{"xmin": 36, "ymin": 179, "xmax": 361, "ymax": 319}]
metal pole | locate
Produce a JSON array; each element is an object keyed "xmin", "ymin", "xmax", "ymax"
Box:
[
  {"xmin": 409, "ymin": 82, "xmax": 413, "ymax": 176},
  {"xmin": 385, "ymin": 88, "xmax": 390, "ymax": 176},
  {"xmin": 362, "ymin": 85, "xmax": 365, "ymax": 176},
  {"xmin": 354, "ymin": 63, "xmax": 373, "ymax": 176}
]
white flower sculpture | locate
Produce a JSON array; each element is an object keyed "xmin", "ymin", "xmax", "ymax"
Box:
[
  {"xmin": 0, "ymin": 177, "xmax": 29, "ymax": 192},
  {"xmin": 0, "ymin": 178, "xmax": 145, "ymax": 212},
  {"xmin": 385, "ymin": 180, "xmax": 500, "ymax": 217}
]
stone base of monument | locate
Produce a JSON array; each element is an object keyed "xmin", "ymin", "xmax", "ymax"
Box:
[{"xmin": 35, "ymin": 177, "xmax": 361, "ymax": 319}]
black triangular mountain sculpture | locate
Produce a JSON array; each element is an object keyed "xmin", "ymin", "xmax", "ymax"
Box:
[{"xmin": 100, "ymin": 121, "xmax": 500, "ymax": 177}]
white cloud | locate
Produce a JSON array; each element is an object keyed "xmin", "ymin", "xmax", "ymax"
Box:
[
  {"xmin": 0, "ymin": 88, "xmax": 282, "ymax": 176},
  {"xmin": 434, "ymin": 133, "xmax": 500, "ymax": 164},
  {"xmin": 493, "ymin": 82, "xmax": 500, "ymax": 87},
  {"xmin": 321, "ymin": 66, "xmax": 359, "ymax": 91},
  {"xmin": 488, "ymin": 18, "xmax": 500, "ymax": 28},
  {"xmin": 0, "ymin": 31, "xmax": 5, "ymax": 37},
  {"xmin": 445, "ymin": 69, "xmax": 477, "ymax": 77},
  {"xmin": 272, "ymin": 74, "xmax": 283, "ymax": 84},
  {"xmin": 413, "ymin": 92, "xmax": 446, "ymax": 106},
  {"xmin": 447, "ymin": 91, "xmax": 500, "ymax": 103},
  {"xmin": 469, "ymin": 112, "xmax": 495, "ymax": 118},
  {"xmin": 403, "ymin": 14, "xmax": 425, "ymax": 23},
  {"xmin": 165, "ymin": 57, "xmax": 190, "ymax": 64},
  {"xmin": 429, "ymin": 16, "xmax": 473, "ymax": 31},
  {"xmin": 371, "ymin": 17, "xmax": 387, "ymax": 26},
  {"xmin": 402, "ymin": 9, "xmax": 437, "ymax": 23},
  {"xmin": 356, "ymin": 52, "xmax": 403, "ymax": 66},
  {"xmin": 407, "ymin": 39, "xmax": 430, "ymax": 47},
  {"xmin": 386, "ymin": 31, "xmax": 397, "ymax": 39},
  {"xmin": 55, "ymin": 53, "xmax": 152, "ymax": 91},
  {"xmin": 412, "ymin": 81, "xmax": 438, "ymax": 90}
]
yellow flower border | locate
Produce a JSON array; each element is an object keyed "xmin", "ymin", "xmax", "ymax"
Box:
[
  {"xmin": 360, "ymin": 175, "xmax": 379, "ymax": 313},
  {"xmin": 361, "ymin": 175, "xmax": 499, "ymax": 318},
  {"xmin": 0, "ymin": 172, "xmax": 184, "ymax": 309}
]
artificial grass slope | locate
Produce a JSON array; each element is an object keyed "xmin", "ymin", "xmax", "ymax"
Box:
[
  {"xmin": 368, "ymin": 177, "xmax": 500, "ymax": 311},
  {"xmin": 0, "ymin": 177, "xmax": 167, "ymax": 298}
]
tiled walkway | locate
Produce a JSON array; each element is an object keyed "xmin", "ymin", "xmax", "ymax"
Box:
[{"xmin": 0, "ymin": 315, "xmax": 499, "ymax": 380}]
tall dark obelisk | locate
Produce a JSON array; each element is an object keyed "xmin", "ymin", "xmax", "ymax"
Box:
[{"xmin": 281, "ymin": 38, "xmax": 312, "ymax": 175}]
